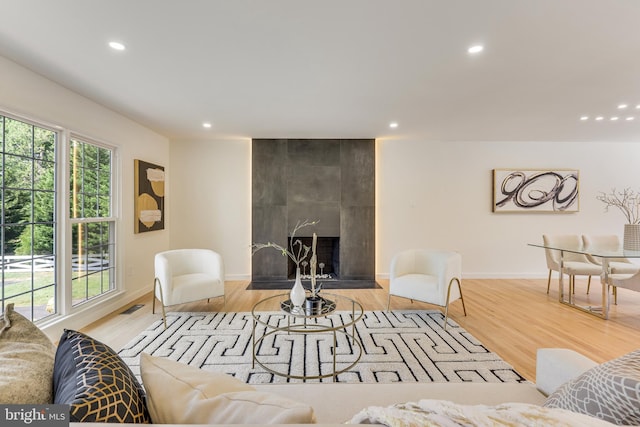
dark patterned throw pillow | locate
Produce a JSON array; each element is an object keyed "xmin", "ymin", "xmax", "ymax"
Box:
[{"xmin": 53, "ymin": 329, "xmax": 150, "ymax": 423}]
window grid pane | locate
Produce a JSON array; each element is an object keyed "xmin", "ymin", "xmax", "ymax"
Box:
[
  {"xmin": 1, "ymin": 115, "xmax": 57, "ymax": 322},
  {"xmin": 71, "ymin": 220, "xmax": 114, "ymax": 306},
  {"xmin": 70, "ymin": 137, "xmax": 114, "ymax": 307}
]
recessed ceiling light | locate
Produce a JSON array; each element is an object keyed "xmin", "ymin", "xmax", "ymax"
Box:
[
  {"xmin": 618, "ymin": 104, "xmax": 629, "ymax": 109},
  {"xmin": 389, "ymin": 122, "xmax": 398, "ymax": 129},
  {"xmin": 580, "ymin": 116, "xmax": 589, "ymax": 121},
  {"xmin": 636, "ymin": 105, "xmax": 640, "ymax": 109},
  {"xmin": 202, "ymin": 122, "xmax": 212, "ymax": 128},
  {"xmin": 467, "ymin": 45, "xmax": 484, "ymax": 54},
  {"xmin": 626, "ymin": 117, "xmax": 635, "ymax": 121},
  {"xmin": 595, "ymin": 116, "xmax": 604, "ymax": 121},
  {"xmin": 611, "ymin": 117, "xmax": 619, "ymax": 121},
  {"xmin": 108, "ymin": 41, "xmax": 126, "ymax": 51}
]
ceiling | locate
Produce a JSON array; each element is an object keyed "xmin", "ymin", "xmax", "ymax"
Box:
[{"xmin": 1, "ymin": 0, "xmax": 640, "ymax": 142}]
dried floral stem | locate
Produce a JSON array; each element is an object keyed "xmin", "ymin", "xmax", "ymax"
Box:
[
  {"xmin": 596, "ymin": 188, "xmax": 640, "ymax": 224},
  {"xmin": 251, "ymin": 219, "xmax": 319, "ymax": 268},
  {"xmin": 310, "ymin": 233, "xmax": 319, "ymax": 297}
]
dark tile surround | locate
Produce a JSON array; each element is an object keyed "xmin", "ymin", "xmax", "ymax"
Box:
[{"xmin": 251, "ymin": 139, "xmax": 375, "ymax": 283}]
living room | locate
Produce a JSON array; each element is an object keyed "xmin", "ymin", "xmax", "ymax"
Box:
[
  {"xmin": 2, "ymin": 1, "xmax": 639, "ymax": 333},
  {"xmin": 1, "ymin": 1, "xmax": 640, "ymax": 424}
]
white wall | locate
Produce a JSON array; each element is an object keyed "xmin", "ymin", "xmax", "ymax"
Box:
[
  {"xmin": 169, "ymin": 138, "xmax": 640, "ymax": 279},
  {"xmin": 0, "ymin": 56, "xmax": 170, "ymax": 338},
  {"xmin": 377, "ymin": 139, "xmax": 640, "ymax": 277},
  {"xmin": 168, "ymin": 138, "xmax": 251, "ymax": 279}
]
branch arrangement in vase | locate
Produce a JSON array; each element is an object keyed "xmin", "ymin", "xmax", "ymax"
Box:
[
  {"xmin": 251, "ymin": 219, "xmax": 319, "ymax": 271},
  {"xmin": 597, "ymin": 188, "xmax": 640, "ymax": 224}
]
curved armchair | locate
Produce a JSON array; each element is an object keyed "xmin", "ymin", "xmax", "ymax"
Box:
[
  {"xmin": 153, "ymin": 249, "xmax": 225, "ymax": 328},
  {"xmin": 542, "ymin": 234, "xmax": 601, "ymax": 294},
  {"xmin": 387, "ymin": 249, "xmax": 466, "ymax": 330}
]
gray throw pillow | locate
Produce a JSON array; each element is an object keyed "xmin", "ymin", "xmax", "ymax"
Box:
[
  {"xmin": 0, "ymin": 303, "xmax": 56, "ymax": 404},
  {"xmin": 543, "ymin": 349, "xmax": 640, "ymax": 425}
]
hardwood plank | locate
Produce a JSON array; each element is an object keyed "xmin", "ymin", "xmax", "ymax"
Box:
[{"xmin": 80, "ymin": 278, "xmax": 640, "ymax": 382}]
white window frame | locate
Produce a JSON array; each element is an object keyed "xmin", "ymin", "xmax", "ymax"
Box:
[
  {"xmin": 63, "ymin": 132, "xmax": 119, "ymax": 315},
  {"xmin": 0, "ymin": 109, "xmax": 121, "ymax": 324}
]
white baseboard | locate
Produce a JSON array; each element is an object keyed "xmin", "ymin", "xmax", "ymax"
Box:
[{"xmin": 377, "ymin": 273, "xmax": 548, "ymax": 280}]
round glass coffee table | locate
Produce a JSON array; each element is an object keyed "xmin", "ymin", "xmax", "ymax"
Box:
[{"xmin": 251, "ymin": 293, "xmax": 363, "ymax": 381}]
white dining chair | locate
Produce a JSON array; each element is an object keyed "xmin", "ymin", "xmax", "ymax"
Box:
[
  {"xmin": 583, "ymin": 235, "xmax": 640, "ymax": 304},
  {"xmin": 582, "ymin": 235, "xmax": 640, "ymax": 274},
  {"xmin": 582, "ymin": 234, "xmax": 640, "ymax": 298},
  {"xmin": 602, "ymin": 269, "xmax": 640, "ymax": 305},
  {"xmin": 542, "ymin": 234, "xmax": 601, "ymax": 294}
]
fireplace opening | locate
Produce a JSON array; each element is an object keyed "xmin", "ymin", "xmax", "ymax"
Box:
[{"xmin": 287, "ymin": 237, "xmax": 340, "ymax": 280}]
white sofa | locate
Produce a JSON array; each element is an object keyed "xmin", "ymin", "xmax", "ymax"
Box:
[
  {"xmin": 73, "ymin": 348, "xmax": 599, "ymax": 426},
  {"xmin": 0, "ymin": 303, "xmax": 624, "ymax": 426}
]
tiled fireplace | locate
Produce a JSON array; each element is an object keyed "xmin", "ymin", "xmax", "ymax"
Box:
[
  {"xmin": 286, "ymin": 236, "xmax": 339, "ymax": 279},
  {"xmin": 251, "ymin": 139, "xmax": 375, "ymax": 283}
]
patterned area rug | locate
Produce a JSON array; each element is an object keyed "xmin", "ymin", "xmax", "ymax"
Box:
[{"xmin": 119, "ymin": 310, "xmax": 526, "ymax": 384}]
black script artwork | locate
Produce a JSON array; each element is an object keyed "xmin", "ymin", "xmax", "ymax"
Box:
[{"xmin": 493, "ymin": 169, "xmax": 579, "ymax": 212}]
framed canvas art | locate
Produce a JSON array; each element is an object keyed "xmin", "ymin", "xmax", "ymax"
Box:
[
  {"xmin": 134, "ymin": 159, "xmax": 165, "ymax": 232},
  {"xmin": 493, "ymin": 169, "xmax": 579, "ymax": 213}
]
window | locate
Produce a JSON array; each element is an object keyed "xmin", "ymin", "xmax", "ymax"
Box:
[
  {"xmin": 0, "ymin": 112, "xmax": 117, "ymax": 322},
  {"xmin": 69, "ymin": 138, "xmax": 115, "ymax": 307},
  {"xmin": 1, "ymin": 115, "xmax": 57, "ymax": 321}
]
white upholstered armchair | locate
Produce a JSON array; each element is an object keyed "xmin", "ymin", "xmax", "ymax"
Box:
[
  {"xmin": 387, "ymin": 249, "xmax": 466, "ymax": 330},
  {"xmin": 153, "ymin": 249, "xmax": 225, "ymax": 328}
]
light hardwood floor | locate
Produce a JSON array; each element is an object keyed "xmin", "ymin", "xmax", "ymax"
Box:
[{"xmin": 81, "ymin": 278, "xmax": 640, "ymax": 382}]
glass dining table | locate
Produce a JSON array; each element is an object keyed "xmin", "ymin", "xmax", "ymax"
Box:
[{"xmin": 529, "ymin": 243, "xmax": 640, "ymax": 319}]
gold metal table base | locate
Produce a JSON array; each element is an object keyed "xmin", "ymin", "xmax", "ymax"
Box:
[{"xmin": 251, "ymin": 292, "xmax": 363, "ymax": 382}]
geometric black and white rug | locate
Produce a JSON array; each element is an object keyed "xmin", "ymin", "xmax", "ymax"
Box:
[{"xmin": 118, "ymin": 310, "xmax": 526, "ymax": 385}]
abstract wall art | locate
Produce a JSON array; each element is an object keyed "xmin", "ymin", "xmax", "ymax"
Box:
[
  {"xmin": 493, "ymin": 169, "xmax": 579, "ymax": 213},
  {"xmin": 134, "ymin": 159, "xmax": 165, "ymax": 232}
]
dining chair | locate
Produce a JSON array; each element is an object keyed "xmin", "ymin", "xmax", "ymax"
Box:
[
  {"xmin": 542, "ymin": 234, "xmax": 601, "ymax": 294},
  {"xmin": 582, "ymin": 235, "xmax": 640, "ymax": 273},
  {"xmin": 583, "ymin": 234, "xmax": 640, "ymax": 303},
  {"xmin": 603, "ymin": 269, "xmax": 640, "ymax": 305}
]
